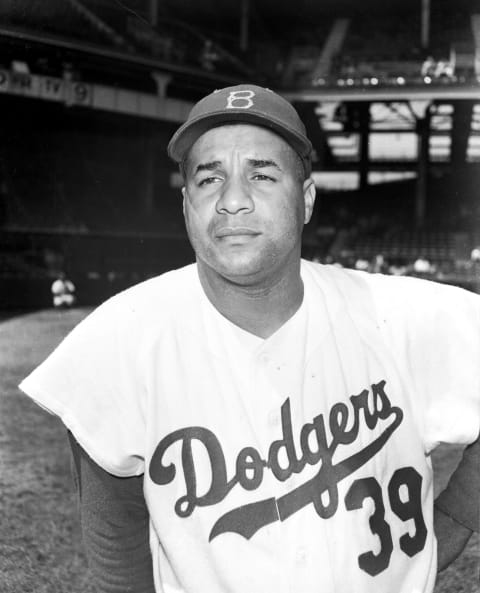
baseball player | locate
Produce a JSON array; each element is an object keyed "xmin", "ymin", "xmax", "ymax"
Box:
[
  {"xmin": 51, "ymin": 272, "xmax": 76, "ymax": 308},
  {"xmin": 20, "ymin": 85, "xmax": 479, "ymax": 593}
]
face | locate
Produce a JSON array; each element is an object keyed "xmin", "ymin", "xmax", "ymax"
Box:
[{"xmin": 182, "ymin": 124, "xmax": 316, "ymax": 286}]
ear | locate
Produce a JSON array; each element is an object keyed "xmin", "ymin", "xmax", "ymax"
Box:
[
  {"xmin": 181, "ymin": 186, "xmax": 187, "ymax": 217},
  {"xmin": 302, "ymin": 178, "xmax": 316, "ymax": 224}
]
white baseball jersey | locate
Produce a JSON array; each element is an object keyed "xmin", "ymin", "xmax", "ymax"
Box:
[{"xmin": 20, "ymin": 260, "xmax": 480, "ymax": 593}]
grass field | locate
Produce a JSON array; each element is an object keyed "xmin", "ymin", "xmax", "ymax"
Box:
[{"xmin": 0, "ymin": 308, "xmax": 478, "ymax": 592}]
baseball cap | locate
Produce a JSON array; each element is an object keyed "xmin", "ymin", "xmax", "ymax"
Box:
[{"xmin": 167, "ymin": 84, "xmax": 312, "ymax": 176}]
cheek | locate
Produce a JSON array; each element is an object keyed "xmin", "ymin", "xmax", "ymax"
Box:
[
  {"xmin": 273, "ymin": 196, "xmax": 305, "ymax": 234},
  {"xmin": 183, "ymin": 198, "xmax": 200, "ymax": 241},
  {"xmin": 183, "ymin": 196, "xmax": 203, "ymax": 228},
  {"xmin": 183, "ymin": 199, "xmax": 214, "ymax": 246}
]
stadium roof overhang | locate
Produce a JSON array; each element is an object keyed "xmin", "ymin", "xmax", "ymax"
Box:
[
  {"xmin": 282, "ymin": 86, "xmax": 480, "ymax": 102},
  {"xmin": 0, "ymin": 0, "xmax": 478, "ymax": 181}
]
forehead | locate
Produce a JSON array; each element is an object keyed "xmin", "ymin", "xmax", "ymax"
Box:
[{"xmin": 187, "ymin": 124, "xmax": 295, "ymax": 166}]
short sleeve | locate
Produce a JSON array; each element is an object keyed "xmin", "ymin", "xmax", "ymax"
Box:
[
  {"xmin": 19, "ymin": 298, "xmax": 146, "ymax": 477},
  {"xmin": 375, "ymin": 275, "xmax": 480, "ymax": 452}
]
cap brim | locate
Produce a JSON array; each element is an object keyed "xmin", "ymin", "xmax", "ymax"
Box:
[{"xmin": 167, "ymin": 110, "xmax": 312, "ymax": 166}]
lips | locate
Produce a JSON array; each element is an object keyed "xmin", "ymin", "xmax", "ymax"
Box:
[{"xmin": 215, "ymin": 227, "xmax": 261, "ymax": 238}]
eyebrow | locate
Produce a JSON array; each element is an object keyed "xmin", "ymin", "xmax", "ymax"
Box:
[
  {"xmin": 193, "ymin": 161, "xmax": 222, "ymax": 175},
  {"xmin": 247, "ymin": 159, "xmax": 282, "ymax": 171},
  {"xmin": 193, "ymin": 158, "xmax": 282, "ymax": 175}
]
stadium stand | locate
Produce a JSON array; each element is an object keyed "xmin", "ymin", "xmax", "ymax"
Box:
[
  {"xmin": 294, "ymin": 0, "xmax": 478, "ymax": 88},
  {"xmin": 0, "ymin": 0, "xmax": 478, "ymax": 306},
  {"xmin": 0, "ymin": 0, "xmax": 115, "ymax": 48}
]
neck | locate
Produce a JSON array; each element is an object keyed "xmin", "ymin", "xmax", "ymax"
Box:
[{"xmin": 197, "ymin": 260, "xmax": 304, "ymax": 339}]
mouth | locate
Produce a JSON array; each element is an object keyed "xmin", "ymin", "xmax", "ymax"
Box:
[{"xmin": 215, "ymin": 227, "xmax": 261, "ymax": 238}]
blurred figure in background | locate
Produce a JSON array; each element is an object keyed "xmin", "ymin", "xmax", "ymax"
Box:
[{"xmin": 51, "ymin": 271, "xmax": 76, "ymax": 308}]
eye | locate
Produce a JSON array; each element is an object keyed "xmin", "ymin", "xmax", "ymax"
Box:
[
  {"xmin": 252, "ymin": 173, "xmax": 276, "ymax": 182},
  {"xmin": 198, "ymin": 176, "xmax": 222, "ymax": 186}
]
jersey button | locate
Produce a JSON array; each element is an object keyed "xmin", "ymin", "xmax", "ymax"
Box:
[
  {"xmin": 259, "ymin": 353, "xmax": 270, "ymax": 365},
  {"xmin": 268, "ymin": 410, "xmax": 280, "ymax": 427},
  {"xmin": 296, "ymin": 547, "xmax": 307, "ymax": 564}
]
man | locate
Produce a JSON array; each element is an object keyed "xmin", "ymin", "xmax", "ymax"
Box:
[
  {"xmin": 20, "ymin": 85, "xmax": 478, "ymax": 593},
  {"xmin": 51, "ymin": 271, "xmax": 76, "ymax": 308}
]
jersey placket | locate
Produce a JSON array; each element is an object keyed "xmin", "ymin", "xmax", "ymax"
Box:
[
  {"xmin": 243, "ymin": 344, "xmax": 290, "ymax": 592},
  {"xmin": 259, "ymin": 350, "xmax": 338, "ymax": 593},
  {"xmin": 252, "ymin": 312, "xmax": 318, "ymax": 591},
  {"xmin": 255, "ymin": 284, "xmax": 343, "ymax": 593}
]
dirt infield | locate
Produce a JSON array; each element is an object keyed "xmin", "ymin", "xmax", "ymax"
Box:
[{"xmin": 1, "ymin": 308, "xmax": 478, "ymax": 592}]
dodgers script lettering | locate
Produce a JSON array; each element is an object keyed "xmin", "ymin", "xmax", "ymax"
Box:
[{"xmin": 149, "ymin": 380, "xmax": 403, "ymax": 541}]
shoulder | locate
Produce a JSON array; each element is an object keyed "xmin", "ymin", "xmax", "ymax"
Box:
[
  {"xmin": 71, "ymin": 263, "xmax": 200, "ymax": 340},
  {"xmin": 302, "ymin": 258, "xmax": 479, "ymax": 299},
  {"xmin": 301, "ymin": 258, "xmax": 403, "ymax": 305},
  {"xmin": 301, "ymin": 259, "xmax": 480, "ymax": 322},
  {"xmin": 107, "ymin": 263, "xmax": 198, "ymax": 312}
]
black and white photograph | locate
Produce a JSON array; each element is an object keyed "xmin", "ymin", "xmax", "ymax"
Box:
[{"xmin": 0, "ymin": 1, "xmax": 479, "ymax": 592}]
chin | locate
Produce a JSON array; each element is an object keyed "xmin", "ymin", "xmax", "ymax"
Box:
[
  {"xmin": 197, "ymin": 240, "xmax": 299, "ymax": 284},
  {"xmin": 211, "ymin": 251, "xmax": 280, "ymax": 284},
  {"xmin": 218, "ymin": 260, "xmax": 264, "ymax": 280}
]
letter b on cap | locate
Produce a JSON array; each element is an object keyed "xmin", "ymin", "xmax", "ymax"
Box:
[{"xmin": 226, "ymin": 90, "xmax": 255, "ymax": 109}]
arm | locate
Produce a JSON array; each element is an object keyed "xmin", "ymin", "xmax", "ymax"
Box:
[
  {"xmin": 434, "ymin": 435, "xmax": 479, "ymax": 572},
  {"xmin": 68, "ymin": 432, "xmax": 155, "ymax": 593}
]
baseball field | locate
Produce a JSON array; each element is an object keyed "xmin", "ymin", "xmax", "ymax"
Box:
[{"xmin": 0, "ymin": 308, "xmax": 478, "ymax": 592}]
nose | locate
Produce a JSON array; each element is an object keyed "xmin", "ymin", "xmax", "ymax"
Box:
[{"xmin": 216, "ymin": 175, "xmax": 254, "ymax": 215}]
